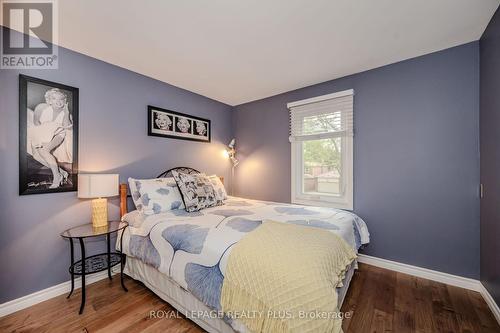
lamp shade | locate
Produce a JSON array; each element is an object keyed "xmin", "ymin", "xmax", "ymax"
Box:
[{"xmin": 78, "ymin": 174, "xmax": 119, "ymax": 198}]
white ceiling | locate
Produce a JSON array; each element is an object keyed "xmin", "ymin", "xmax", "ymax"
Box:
[{"xmin": 52, "ymin": 1, "xmax": 500, "ymax": 105}]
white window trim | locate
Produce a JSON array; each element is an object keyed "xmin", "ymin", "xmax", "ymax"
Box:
[{"xmin": 289, "ymin": 89, "xmax": 354, "ymax": 210}]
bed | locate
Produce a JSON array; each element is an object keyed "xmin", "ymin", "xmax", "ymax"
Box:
[{"xmin": 117, "ymin": 167, "xmax": 370, "ymax": 333}]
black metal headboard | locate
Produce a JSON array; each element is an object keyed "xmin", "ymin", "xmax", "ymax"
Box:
[{"xmin": 157, "ymin": 167, "xmax": 201, "ymax": 178}]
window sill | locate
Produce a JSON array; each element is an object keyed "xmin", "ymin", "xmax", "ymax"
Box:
[{"xmin": 291, "ymin": 197, "xmax": 353, "ymax": 211}]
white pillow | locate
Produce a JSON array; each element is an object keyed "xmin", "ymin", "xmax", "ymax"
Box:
[
  {"xmin": 128, "ymin": 177, "xmax": 185, "ymax": 215},
  {"xmin": 208, "ymin": 175, "xmax": 227, "ymax": 201}
]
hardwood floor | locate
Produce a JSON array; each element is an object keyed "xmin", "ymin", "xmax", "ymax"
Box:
[
  {"xmin": 341, "ymin": 264, "xmax": 499, "ymax": 333},
  {"xmin": 1, "ymin": 263, "xmax": 498, "ymax": 333}
]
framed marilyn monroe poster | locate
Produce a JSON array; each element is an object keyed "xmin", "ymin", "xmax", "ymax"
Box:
[
  {"xmin": 19, "ymin": 75, "xmax": 79, "ymax": 195},
  {"xmin": 147, "ymin": 105, "xmax": 211, "ymax": 143}
]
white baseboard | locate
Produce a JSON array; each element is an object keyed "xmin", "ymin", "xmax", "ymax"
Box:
[
  {"xmin": 357, "ymin": 254, "xmax": 481, "ymax": 291},
  {"xmin": 0, "ymin": 268, "xmax": 118, "ymax": 318},
  {"xmin": 480, "ymin": 283, "xmax": 500, "ymax": 324},
  {"xmin": 357, "ymin": 254, "xmax": 500, "ymax": 325}
]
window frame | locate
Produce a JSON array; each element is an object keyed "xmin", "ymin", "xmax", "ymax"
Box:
[{"xmin": 289, "ymin": 90, "xmax": 354, "ymax": 210}]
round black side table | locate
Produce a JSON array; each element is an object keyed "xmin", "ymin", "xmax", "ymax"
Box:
[{"xmin": 61, "ymin": 221, "xmax": 128, "ymax": 314}]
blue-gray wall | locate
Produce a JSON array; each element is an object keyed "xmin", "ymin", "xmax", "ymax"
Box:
[
  {"xmin": 233, "ymin": 42, "xmax": 481, "ymax": 279},
  {"xmin": 0, "ymin": 28, "xmax": 233, "ymax": 303},
  {"xmin": 480, "ymin": 7, "xmax": 500, "ymax": 306}
]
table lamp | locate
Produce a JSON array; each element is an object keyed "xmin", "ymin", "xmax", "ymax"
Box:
[{"xmin": 78, "ymin": 174, "xmax": 119, "ymax": 228}]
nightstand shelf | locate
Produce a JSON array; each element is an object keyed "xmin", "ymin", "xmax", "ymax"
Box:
[{"xmin": 70, "ymin": 253, "xmax": 122, "ymax": 275}]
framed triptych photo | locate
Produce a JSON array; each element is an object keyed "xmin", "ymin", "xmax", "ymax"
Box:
[{"xmin": 147, "ymin": 105, "xmax": 211, "ymax": 143}]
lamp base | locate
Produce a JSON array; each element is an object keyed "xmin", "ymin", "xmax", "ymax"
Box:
[{"xmin": 91, "ymin": 198, "xmax": 108, "ymax": 228}]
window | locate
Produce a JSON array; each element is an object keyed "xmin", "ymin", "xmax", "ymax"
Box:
[{"xmin": 288, "ymin": 89, "xmax": 354, "ymax": 209}]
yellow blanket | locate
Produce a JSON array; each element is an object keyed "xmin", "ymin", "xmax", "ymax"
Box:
[{"xmin": 221, "ymin": 220, "xmax": 356, "ymax": 333}]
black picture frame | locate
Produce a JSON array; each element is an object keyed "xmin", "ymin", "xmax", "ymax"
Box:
[
  {"xmin": 147, "ymin": 105, "xmax": 211, "ymax": 143},
  {"xmin": 19, "ymin": 75, "xmax": 79, "ymax": 195}
]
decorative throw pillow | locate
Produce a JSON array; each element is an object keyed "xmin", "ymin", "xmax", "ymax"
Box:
[
  {"xmin": 208, "ymin": 175, "xmax": 228, "ymax": 202},
  {"xmin": 128, "ymin": 177, "xmax": 185, "ymax": 215},
  {"xmin": 172, "ymin": 171, "xmax": 221, "ymax": 212}
]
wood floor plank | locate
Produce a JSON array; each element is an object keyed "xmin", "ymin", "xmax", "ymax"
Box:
[
  {"xmin": 370, "ymin": 309, "xmax": 394, "ymax": 333},
  {"xmin": 373, "ymin": 266, "xmax": 396, "ymax": 315},
  {"xmin": 414, "ymin": 277, "xmax": 436, "ymax": 333},
  {"xmin": 429, "ymin": 279, "xmax": 461, "ymax": 333},
  {"xmin": 447, "ymin": 285, "xmax": 482, "ymax": 333},
  {"xmin": 344, "ymin": 264, "xmax": 380, "ymax": 332},
  {"xmin": 1, "ymin": 264, "xmax": 498, "ymax": 333},
  {"xmin": 393, "ymin": 273, "xmax": 417, "ymax": 333}
]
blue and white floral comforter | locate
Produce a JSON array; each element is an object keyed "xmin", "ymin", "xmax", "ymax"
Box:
[{"xmin": 119, "ymin": 196, "xmax": 370, "ymax": 313}]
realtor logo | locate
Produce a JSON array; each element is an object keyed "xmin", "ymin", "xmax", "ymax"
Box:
[{"xmin": 1, "ymin": 0, "xmax": 58, "ymax": 69}]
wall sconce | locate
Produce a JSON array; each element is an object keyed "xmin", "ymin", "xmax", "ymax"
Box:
[
  {"xmin": 225, "ymin": 138, "xmax": 239, "ymax": 167},
  {"xmin": 224, "ymin": 139, "xmax": 238, "ymax": 194}
]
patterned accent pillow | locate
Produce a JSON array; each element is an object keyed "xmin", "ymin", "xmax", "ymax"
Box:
[
  {"xmin": 208, "ymin": 175, "xmax": 228, "ymax": 202},
  {"xmin": 128, "ymin": 177, "xmax": 185, "ymax": 215},
  {"xmin": 172, "ymin": 171, "xmax": 221, "ymax": 212}
]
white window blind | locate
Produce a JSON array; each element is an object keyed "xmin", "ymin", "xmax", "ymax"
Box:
[{"xmin": 288, "ymin": 89, "xmax": 354, "ymax": 141}]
